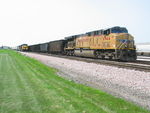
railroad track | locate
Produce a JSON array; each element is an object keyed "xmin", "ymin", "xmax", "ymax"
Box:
[
  {"xmin": 24, "ymin": 52, "xmax": 150, "ymax": 72},
  {"xmin": 134, "ymin": 60, "xmax": 150, "ymax": 65}
]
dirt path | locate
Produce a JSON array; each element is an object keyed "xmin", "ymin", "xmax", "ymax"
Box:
[{"xmin": 22, "ymin": 52, "xmax": 150, "ymax": 110}]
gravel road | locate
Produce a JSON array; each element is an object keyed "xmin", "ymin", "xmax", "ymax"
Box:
[{"xmin": 21, "ymin": 52, "xmax": 150, "ymax": 110}]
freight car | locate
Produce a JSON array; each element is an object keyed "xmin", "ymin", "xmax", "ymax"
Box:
[
  {"xmin": 40, "ymin": 42, "xmax": 48, "ymax": 53},
  {"xmin": 28, "ymin": 44, "xmax": 40, "ymax": 52},
  {"xmin": 65, "ymin": 26, "xmax": 136, "ymax": 61},
  {"xmin": 48, "ymin": 40, "xmax": 66, "ymax": 54},
  {"xmin": 28, "ymin": 45, "xmax": 34, "ymax": 52}
]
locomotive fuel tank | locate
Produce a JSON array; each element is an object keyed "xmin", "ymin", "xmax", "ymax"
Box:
[{"xmin": 74, "ymin": 49, "xmax": 95, "ymax": 57}]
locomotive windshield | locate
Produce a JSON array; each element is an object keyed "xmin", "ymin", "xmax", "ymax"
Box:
[{"xmin": 111, "ymin": 27, "xmax": 128, "ymax": 33}]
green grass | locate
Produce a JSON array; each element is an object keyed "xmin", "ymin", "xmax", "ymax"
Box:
[{"xmin": 0, "ymin": 50, "xmax": 149, "ymax": 113}]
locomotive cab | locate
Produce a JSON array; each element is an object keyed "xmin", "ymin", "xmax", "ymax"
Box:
[{"xmin": 111, "ymin": 27, "xmax": 137, "ymax": 61}]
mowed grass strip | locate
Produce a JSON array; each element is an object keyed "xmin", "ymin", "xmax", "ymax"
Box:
[{"xmin": 0, "ymin": 50, "xmax": 149, "ymax": 113}]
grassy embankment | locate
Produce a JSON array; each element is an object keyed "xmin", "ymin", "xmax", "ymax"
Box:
[{"xmin": 0, "ymin": 50, "xmax": 149, "ymax": 113}]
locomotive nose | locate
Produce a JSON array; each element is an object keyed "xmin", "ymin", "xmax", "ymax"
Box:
[
  {"xmin": 116, "ymin": 33, "xmax": 134, "ymax": 49},
  {"xmin": 116, "ymin": 33, "xmax": 136, "ymax": 61}
]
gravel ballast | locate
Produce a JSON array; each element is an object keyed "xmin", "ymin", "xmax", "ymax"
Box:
[{"xmin": 22, "ymin": 52, "xmax": 150, "ymax": 110}]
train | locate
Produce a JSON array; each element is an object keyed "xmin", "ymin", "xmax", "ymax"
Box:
[
  {"xmin": 18, "ymin": 26, "xmax": 137, "ymax": 61},
  {"xmin": 18, "ymin": 44, "xmax": 28, "ymax": 51}
]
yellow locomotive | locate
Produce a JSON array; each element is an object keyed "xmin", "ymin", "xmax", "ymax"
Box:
[
  {"xmin": 65, "ymin": 26, "xmax": 136, "ymax": 61},
  {"xmin": 18, "ymin": 44, "xmax": 28, "ymax": 51}
]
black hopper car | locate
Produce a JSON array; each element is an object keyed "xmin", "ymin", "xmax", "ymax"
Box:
[{"xmin": 28, "ymin": 40, "xmax": 66, "ymax": 54}]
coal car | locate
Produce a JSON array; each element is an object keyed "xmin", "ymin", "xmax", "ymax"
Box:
[
  {"xmin": 48, "ymin": 40, "xmax": 66, "ymax": 54},
  {"xmin": 28, "ymin": 44, "xmax": 40, "ymax": 52},
  {"xmin": 40, "ymin": 42, "xmax": 49, "ymax": 53}
]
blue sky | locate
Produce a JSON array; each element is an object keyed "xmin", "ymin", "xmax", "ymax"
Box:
[
  {"xmin": 0, "ymin": 0, "xmax": 150, "ymax": 46},
  {"xmin": 86, "ymin": 0, "xmax": 150, "ymax": 43}
]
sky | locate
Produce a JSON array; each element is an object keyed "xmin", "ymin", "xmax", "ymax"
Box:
[{"xmin": 0, "ymin": 0, "xmax": 150, "ymax": 47}]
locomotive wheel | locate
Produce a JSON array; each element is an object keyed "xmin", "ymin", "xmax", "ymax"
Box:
[
  {"xmin": 101, "ymin": 55, "xmax": 105, "ymax": 59},
  {"xmin": 120, "ymin": 50, "xmax": 128, "ymax": 61},
  {"xmin": 72, "ymin": 51, "xmax": 75, "ymax": 56},
  {"xmin": 67, "ymin": 51, "xmax": 70, "ymax": 56},
  {"xmin": 95, "ymin": 51, "xmax": 102, "ymax": 59},
  {"xmin": 109, "ymin": 56, "xmax": 113, "ymax": 60}
]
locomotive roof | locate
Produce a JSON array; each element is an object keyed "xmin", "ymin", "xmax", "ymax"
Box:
[
  {"xmin": 86, "ymin": 26, "xmax": 128, "ymax": 35},
  {"xmin": 65, "ymin": 26, "xmax": 125, "ymax": 40},
  {"xmin": 64, "ymin": 26, "xmax": 128, "ymax": 40}
]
